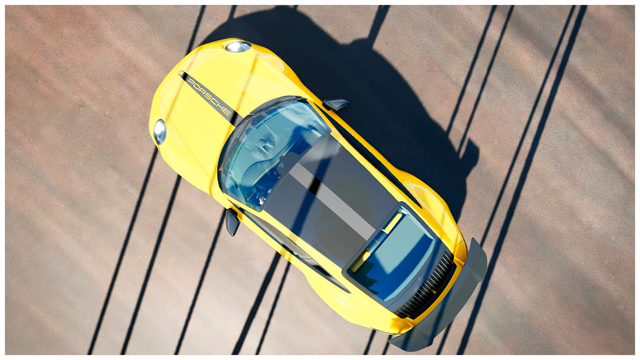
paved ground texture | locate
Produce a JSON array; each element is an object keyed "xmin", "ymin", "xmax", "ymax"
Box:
[{"xmin": 5, "ymin": 5, "xmax": 634, "ymax": 355}]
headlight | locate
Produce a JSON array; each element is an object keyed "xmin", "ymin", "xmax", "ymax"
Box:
[
  {"xmin": 154, "ymin": 119, "xmax": 167, "ymax": 145},
  {"xmin": 225, "ymin": 41, "xmax": 252, "ymax": 53}
]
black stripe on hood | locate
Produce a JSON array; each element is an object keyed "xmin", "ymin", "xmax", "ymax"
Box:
[{"xmin": 179, "ymin": 70, "xmax": 243, "ymax": 124}]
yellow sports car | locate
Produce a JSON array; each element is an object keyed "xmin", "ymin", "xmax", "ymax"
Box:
[{"xmin": 149, "ymin": 38, "xmax": 487, "ymax": 352}]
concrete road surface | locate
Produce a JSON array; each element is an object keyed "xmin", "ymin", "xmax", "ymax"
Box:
[{"xmin": 5, "ymin": 5, "xmax": 634, "ymax": 355}]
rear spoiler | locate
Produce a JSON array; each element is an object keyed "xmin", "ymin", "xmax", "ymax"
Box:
[{"xmin": 388, "ymin": 238, "xmax": 487, "ymax": 352}]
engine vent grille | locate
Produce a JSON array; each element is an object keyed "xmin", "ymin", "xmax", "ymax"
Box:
[{"xmin": 393, "ymin": 248, "xmax": 455, "ymax": 319}]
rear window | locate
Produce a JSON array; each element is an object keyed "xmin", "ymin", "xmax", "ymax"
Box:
[{"xmin": 346, "ymin": 205, "xmax": 436, "ymax": 302}]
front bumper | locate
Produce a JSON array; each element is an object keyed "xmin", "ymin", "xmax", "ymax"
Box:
[{"xmin": 388, "ymin": 238, "xmax": 487, "ymax": 352}]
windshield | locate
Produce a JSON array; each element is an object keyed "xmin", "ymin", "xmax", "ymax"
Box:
[
  {"xmin": 346, "ymin": 205, "xmax": 437, "ymax": 303},
  {"xmin": 219, "ymin": 99, "xmax": 329, "ymax": 210}
]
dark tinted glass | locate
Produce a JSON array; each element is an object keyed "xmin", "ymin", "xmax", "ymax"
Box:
[{"xmin": 219, "ymin": 100, "xmax": 329, "ymax": 210}]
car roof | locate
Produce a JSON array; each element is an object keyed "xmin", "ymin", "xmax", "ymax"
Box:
[{"xmin": 264, "ymin": 134, "xmax": 398, "ymax": 268}]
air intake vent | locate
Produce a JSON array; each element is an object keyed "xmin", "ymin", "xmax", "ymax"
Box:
[{"xmin": 393, "ymin": 248, "xmax": 455, "ymax": 319}]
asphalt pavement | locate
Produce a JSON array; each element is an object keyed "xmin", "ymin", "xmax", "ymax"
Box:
[{"xmin": 5, "ymin": 5, "xmax": 634, "ymax": 355}]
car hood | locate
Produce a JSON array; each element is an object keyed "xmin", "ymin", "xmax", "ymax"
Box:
[
  {"xmin": 264, "ymin": 134, "xmax": 399, "ymax": 268},
  {"xmin": 151, "ymin": 39, "xmax": 305, "ymax": 192}
]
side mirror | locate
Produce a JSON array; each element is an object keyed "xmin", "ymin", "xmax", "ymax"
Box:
[
  {"xmin": 322, "ymin": 99, "xmax": 349, "ymax": 112},
  {"xmin": 226, "ymin": 208, "xmax": 240, "ymax": 236}
]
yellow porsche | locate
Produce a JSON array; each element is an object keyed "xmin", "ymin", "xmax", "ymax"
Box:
[{"xmin": 149, "ymin": 38, "xmax": 487, "ymax": 351}]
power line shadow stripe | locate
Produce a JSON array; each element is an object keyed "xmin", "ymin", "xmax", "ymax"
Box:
[
  {"xmin": 175, "ymin": 211, "xmax": 226, "ymax": 354},
  {"xmin": 88, "ymin": 147, "xmax": 158, "ymax": 355},
  {"xmin": 455, "ymin": 5, "xmax": 587, "ymax": 355}
]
